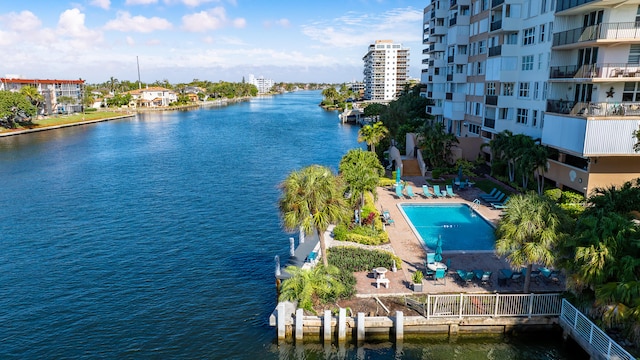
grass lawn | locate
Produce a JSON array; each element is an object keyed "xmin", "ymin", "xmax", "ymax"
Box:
[{"xmin": 0, "ymin": 111, "xmax": 130, "ymax": 134}]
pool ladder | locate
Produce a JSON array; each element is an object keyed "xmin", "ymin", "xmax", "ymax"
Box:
[{"xmin": 471, "ymin": 199, "xmax": 481, "ymax": 210}]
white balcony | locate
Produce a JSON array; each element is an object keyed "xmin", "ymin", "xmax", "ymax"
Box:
[{"xmin": 542, "ymin": 113, "xmax": 640, "ymax": 156}]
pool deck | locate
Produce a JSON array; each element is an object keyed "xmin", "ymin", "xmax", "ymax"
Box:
[{"xmin": 328, "ymin": 177, "xmax": 564, "ymax": 297}]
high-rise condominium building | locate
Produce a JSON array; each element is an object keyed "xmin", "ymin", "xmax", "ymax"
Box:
[
  {"xmin": 363, "ymin": 40, "xmax": 410, "ymax": 101},
  {"xmin": 424, "ymin": 0, "xmax": 640, "ymax": 195}
]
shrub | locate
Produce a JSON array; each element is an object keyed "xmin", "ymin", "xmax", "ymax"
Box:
[
  {"xmin": 544, "ymin": 188, "xmax": 562, "ymax": 202},
  {"xmin": 412, "ymin": 270, "xmax": 423, "ymax": 284},
  {"xmin": 431, "ymin": 168, "xmax": 442, "ymax": 179},
  {"xmin": 84, "ymin": 107, "xmax": 98, "ymax": 113},
  {"xmin": 328, "ymin": 246, "xmax": 402, "ymax": 272},
  {"xmin": 379, "ymin": 177, "xmax": 396, "ymax": 187},
  {"xmin": 332, "ymin": 224, "xmax": 348, "ymax": 240}
]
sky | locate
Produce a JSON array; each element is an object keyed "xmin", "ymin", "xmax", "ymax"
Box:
[{"xmin": 0, "ymin": 0, "xmax": 425, "ymax": 85}]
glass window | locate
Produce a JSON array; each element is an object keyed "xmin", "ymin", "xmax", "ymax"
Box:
[
  {"xmin": 523, "ymin": 27, "xmax": 535, "ymax": 45},
  {"xmin": 522, "ymin": 55, "xmax": 534, "ymax": 71},
  {"xmin": 518, "ymin": 82, "xmax": 530, "ymax": 98},
  {"xmin": 502, "ymin": 82, "xmax": 515, "ymax": 96},
  {"xmin": 540, "ymin": 24, "xmax": 546, "ymax": 42},
  {"xmin": 487, "ymin": 82, "xmax": 496, "ymax": 96},
  {"xmin": 517, "ymin": 108, "xmax": 529, "ymax": 124}
]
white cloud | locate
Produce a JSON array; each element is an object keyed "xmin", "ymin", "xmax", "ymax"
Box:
[
  {"xmin": 181, "ymin": 6, "xmax": 244, "ymax": 32},
  {"xmin": 1, "ymin": 11, "xmax": 42, "ymax": 32},
  {"xmin": 275, "ymin": 18, "xmax": 290, "ymax": 28},
  {"xmin": 104, "ymin": 11, "xmax": 173, "ymax": 33},
  {"xmin": 57, "ymin": 8, "xmax": 101, "ymax": 42},
  {"xmin": 90, "ymin": 0, "xmax": 111, "ymax": 10},
  {"xmin": 125, "ymin": 0, "xmax": 158, "ymax": 4},
  {"xmin": 301, "ymin": 7, "xmax": 422, "ymax": 48},
  {"xmin": 126, "ymin": 36, "xmax": 135, "ymax": 45}
]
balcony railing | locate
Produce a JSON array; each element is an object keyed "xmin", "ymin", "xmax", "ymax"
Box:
[
  {"xmin": 449, "ymin": 17, "xmax": 457, "ymax": 26},
  {"xmin": 491, "ymin": 0, "xmax": 504, "ymax": 7},
  {"xmin": 485, "ymin": 95, "xmax": 498, "ymax": 106},
  {"xmin": 553, "ymin": 22, "xmax": 640, "ymax": 47},
  {"xmin": 447, "ymin": 55, "xmax": 454, "ymax": 63},
  {"xmin": 484, "ymin": 117, "xmax": 496, "ymax": 129},
  {"xmin": 556, "ymin": 0, "xmax": 596, "ymax": 13},
  {"xmin": 488, "ymin": 45, "xmax": 502, "ymax": 57},
  {"xmin": 490, "ymin": 20, "xmax": 502, "ymax": 32},
  {"xmin": 549, "ymin": 63, "xmax": 640, "ymax": 80},
  {"xmin": 450, "ymin": 0, "xmax": 457, "ymax": 8},
  {"xmin": 547, "ymin": 100, "xmax": 640, "ymax": 117}
]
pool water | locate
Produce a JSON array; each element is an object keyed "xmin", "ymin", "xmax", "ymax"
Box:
[{"xmin": 399, "ymin": 204, "xmax": 495, "ymax": 252}]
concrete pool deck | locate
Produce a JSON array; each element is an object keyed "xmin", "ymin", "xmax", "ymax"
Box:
[{"xmin": 335, "ymin": 177, "xmax": 565, "ymax": 297}]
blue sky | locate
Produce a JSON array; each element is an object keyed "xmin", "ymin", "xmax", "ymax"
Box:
[{"xmin": 0, "ymin": 0, "xmax": 424, "ymax": 84}]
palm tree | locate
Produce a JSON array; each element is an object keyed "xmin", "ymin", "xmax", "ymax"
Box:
[
  {"xmin": 633, "ymin": 127, "xmax": 640, "ymax": 152},
  {"xmin": 278, "ymin": 264, "xmax": 346, "ymax": 314},
  {"xmin": 358, "ymin": 122, "xmax": 389, "ymax": 154},
  {"xmin": 321, "ymin": 87, "xmax": 339, "ymax": 106},
  {"xmin": 418, "ymin": 119, "xmax": 458, "ymax": 169},
  {"xmin": 19, "ymin": 86, "xmax": 44, "ymax": 116},
  {"xmin": 481, "ymin": 130, "xmax": 513, "ymax": 176},
  {"xmin": 108, "ymin": 76, "xmax": 119, "ymax": 93},
  {"xmin": 279, "ymin": 165, "xmax": 350, "ymax": 267},
  {"xmin": 339, "ymin": 149, "xmax": 384, "ymax": 218},
  {"xmin": 495, "ymin": 193, "xmax": 568, "ymax": 293}
]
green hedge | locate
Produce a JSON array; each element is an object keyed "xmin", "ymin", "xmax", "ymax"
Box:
[
  {"xmin": 328, "ymin": 246, "xmax": 402, "ymax": 272},
  {"xmin": 332, "ymin": 224, "xmax": 389, "ymax": 245}
]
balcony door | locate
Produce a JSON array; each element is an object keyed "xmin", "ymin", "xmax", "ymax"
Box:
[
  {"xmin": 574, "ymin": 84, "xmax": 593, "ymax": 103},
  {"xmin": 583, "ymin": 10, "xmax": 603, "ymax": 27}
]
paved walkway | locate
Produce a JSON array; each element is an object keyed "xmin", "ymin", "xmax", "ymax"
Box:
[{"xmin": 341, "ymin": 177, "xmax": 564, "ymax": 297}]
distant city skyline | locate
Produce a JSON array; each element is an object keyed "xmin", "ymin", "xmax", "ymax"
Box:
[{"xmin": 0, "ymin": 0, "xmax": 423, "ymax": 84}]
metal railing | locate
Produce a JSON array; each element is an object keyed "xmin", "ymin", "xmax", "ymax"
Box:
[
  {"xmin": 488, "ymin": 45, "xmax": 502, "ymax": 57},
  {"xmin": 549, "ymin": 63, "xmax": 640, "ymax": 79},
  {"xmin": 559, "ymin": 299, "xmax": 635, "ymax": 360},
  {"xmin": 556, "ymin": 0, "xmax": 596, "ymax": 12},
  {"xmin": 406, "ymin": 293, "xmax": 562, "ymax": 319},
  {"xmin": 547, "ymin": 100, "xmax": 640, "ymax": 117},
  {"xmin": 553, "ymin": 22, "xmax": 640, "ymax": 47},
  {"xmin": 491, "ymin": 20, "xmax": 502, "ymax": 32}
]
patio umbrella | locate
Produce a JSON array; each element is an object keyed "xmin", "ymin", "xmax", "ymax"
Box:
[
  {"xmin": 434, "ymin": 235, "xmax": 443, "ymax": 262},
  {"xmin": 458, "ymin": 165, "xmax": 463, "ymax": 180},
  {"xmin": 396, "ymin": 166, "xmax": 401, "ymax": 185}
]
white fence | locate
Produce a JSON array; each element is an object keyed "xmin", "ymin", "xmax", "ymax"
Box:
[
  {"xmin": 560, "ymin": 299, "xmax": 635, "ymax": 360},
  {"xmin": 406, "ymin": 293, "xmax": 562, "ymax": 319}
]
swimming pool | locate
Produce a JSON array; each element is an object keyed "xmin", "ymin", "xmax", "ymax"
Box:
[{"xmin": 399, "ymin": 203, "xmax": 495, "ymax": 252}]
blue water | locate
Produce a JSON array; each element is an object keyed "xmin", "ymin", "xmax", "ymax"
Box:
[
  {"xmin": 400, "ymin": 204, "xmax": 495, "ymax": 252},
  {"xmin": 0, "ymin": 91, "xmax": 582, "ymax": 359}
]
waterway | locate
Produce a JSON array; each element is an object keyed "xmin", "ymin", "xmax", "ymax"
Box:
[{"xmin": 0, "ymin": 91, "xmax": 583, "ymax": 359}]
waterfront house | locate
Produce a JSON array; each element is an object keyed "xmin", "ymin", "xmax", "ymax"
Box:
[{"xmin": 126, "ymin": 86, "xmax": 177, "ymax": 108}]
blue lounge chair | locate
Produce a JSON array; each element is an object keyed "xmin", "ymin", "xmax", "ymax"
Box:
[
  {"xmin": 491, "ymin": 196, "xmax": 511, "ymax": 209},
  {"xmin": 433, "ymin": 185, "xmax": 445, "ymax": 197},
  {"xmin": 500, "ymin": 268, "xmax": 523, "ymax": 284},
  {"xmin": 539, "ymin": 267, "xmax": 560, "ymax": 284},
  {"xmin": 406, "ymin": 185, "xmax": 417, "ymax": 198},
  {"xmin": 422, "ymin": 185, "xmax": 433, "ymax": 198},
  {"xmin": 479, "ymin": 188, "xmax": 498, "ymax": 200},
  {"xmin": 381, "ymin": 211, "xmax": 395, "ymax": 226},
  {"xmin": 446, "ymin": 184, "xmax": 456, "ymax": 197},
  {"xmin": 456, "ymin": 269, "xmax": 475, "ymax": 285},
  {"xmin": 482, "ymin": 192, "xmax": 505, "ymax": 204},
  {"xmin": 426, "ymin": 252, "xmax": 436, "ymax": 264},
  {"xmin": 395, "ymin": 185, "xmax": 404, "ymax": 199},
  {"xmin": 474, "ymin": 270, "xmax": 492, "ymax": 285}
]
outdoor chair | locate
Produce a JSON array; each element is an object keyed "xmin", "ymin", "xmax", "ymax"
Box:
[
  {"xmin": 446, "ymin": 184, "xmax": 457, "ymax": 197},
  {"xmin": 422, "ymin": 185, "xmax": 433, "ymax": 198},
  {"xmin": 474, "ymin": 270, "xmax": 492, "ymax": 285},
  {"xmin": 456, "ymin": 269, "xmax": 475, "ymax": 285},
  {"xmin": 500, "ymin": 268, "xmax": 523, "ymax": 285},
  {"xmin": 406, "ymin": 185, "xmax": 417, "ymax": 199},
  {"xmin": 433, "ymin": 185, "xmax": 445, "ymax": 197},
  {"xmin": 479, "ymin": 188, "xmax": 498, "ymax": 200},
  {"xmin": 491, "ymin": 196, "xmax": 511, "ymax": 209},
  {"xmin": 395, "ymin": 185, "xmax": 404, "ymax": 199},
  {"xmin": 434, "ymin": 268, "xmax": 446, "ymax": 285},
  {"xmin": 539, "ymin": 267, "xmax": 560, "ymax": 284},
  {"xmin": 426, "ymin": 252, "xmax": 436, "ymax": 264},
  {"xmin": 482, "ymin": 192, "xmax": 505, "ymax": 204},
  {"xmin": 381, "ymin": 211, "xmax": 395, "ymax": 226}
]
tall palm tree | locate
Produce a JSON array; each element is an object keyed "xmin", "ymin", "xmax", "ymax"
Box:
[
  {"xmin": 495, "ymin": 193, "xmax": 568, "ymax": 292},
  {"xmin": 339, "ymin": 149, "xmax": 384, "ymax": 220},
  {"xmin": 278, "ymin": 264, "xmax": 346, "ymax": 314},
  {"xmin": 481, "ymin": 130, "xmax": 513, "ymax": 176},
  {"xmin": 358, "ymin": 122, "xmax": 389, "ymax": 154},
  {"xmin": 279, "ymin": 165, "xmax": 350, "ymax": 267},
  {"xmin": 19, "ymin": 86, "xmax": 44, "ymax": 116}
]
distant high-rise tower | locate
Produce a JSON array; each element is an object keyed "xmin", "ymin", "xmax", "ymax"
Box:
[{"xmin": 362, "ymin": 40, "xmax": 410, "ymax": 101}]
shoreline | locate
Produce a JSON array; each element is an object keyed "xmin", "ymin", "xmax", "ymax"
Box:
[{"xmin": 0, "ymin": 114, "xmax": 136, "ymax": 138}]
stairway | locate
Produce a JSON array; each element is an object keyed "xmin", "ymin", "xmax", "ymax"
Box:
[{"xmin": 402, "ymin": 159, "xmax": 422, "ymax": 177}]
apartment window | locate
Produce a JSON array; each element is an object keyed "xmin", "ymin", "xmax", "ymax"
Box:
[
  {"xmin": 499, "ymin": 108, "xmax": 510, "ymax": 120},
  {"xmin": 518, "ymin": 82, "xmax": 530, "ymax": 98},
  {"xmin": 458, "ymin": 45, "xmax": 468, "ymax": 55},
  {"xmin": 523, "ymin": 27, "xmax": 535, "ymax": 45},
  {"xmin": 487, "ymin": 82, "xmax": 496, "ymax": 96},
  {"xmin": 456, "ymin": 64, "xmax": 465, "ymax": 73},
  {"xmin": 540, "ymin": 24, "xmax": 546, "ymax": 42},
  {"xmin": 475, "ymin": 102, "xmax": 481, "ymax": 116},
  {"xmin": 468, "ymin": 123, "xmax": 480, "ymax": 135},
  {"xmin": 502, "ymin": 82, "xmax": 515, "ymax": 96},
  {"xmin": 506, "ymin": 32, "xmax": 518, "ymax": 45},
  {"xmin": 516, "ymin": 108, "xmax": 529, "ymax": 124},
  {"xmin": 541, "ymin": 0, "xmax": 548, "ymax": 13},
  {"xmin": 522, "ymin": 55, "xmax": 534, "ymax": 71},
  {"xmin": 532, "ymin": 110, "xmax": 538, "ymax": 127},
  {"xmin": 628, "ymin": 44, "xmax": 640, "ymax": 64},
  {"xmin": 538, "ymin": 53, "xmax": 543, "ymax": 69},
  {"xmin": 476, "ymin": 61, "xmax": 485, "ymax": 75},
  {"xmin": 479, "ymin": 40, "xmax": 486, "ymax": 54},
  {"xmin": 622, "ymin": 82, "xmax": 640, "ymax": 101},
  {"xmin": 533, "ymin": 82, "xmax": 540, "ymax": 100},
  {"xmin": 481, "ymin": 0, "xmax": 488, "ymax": 11},
  {"xmin": 636, "ymin": 6, "xmax": 640, "ymax": 25},
  {"xmin": 542, "ymin": 82, "xmax": 548, "ymax": 100}
]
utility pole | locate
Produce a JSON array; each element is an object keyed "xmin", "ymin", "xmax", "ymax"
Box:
[{"xmin": 137, "ymin": 56, "xmax": 142, "ymax": 89}]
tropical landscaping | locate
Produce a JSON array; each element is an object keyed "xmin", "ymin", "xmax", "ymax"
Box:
[{"xmin": 284, "ymin": 84, "xmax": 640, "ymax": 351}]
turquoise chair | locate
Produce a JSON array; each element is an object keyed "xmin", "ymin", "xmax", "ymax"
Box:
[
  {"xmin": 446, "ymin": 184, "xmax": 456, "ymax": 197},
  {"xmin": 483, "ymin": 192, "xmax": 505, "ymax": 204},
  {"xmin": 434, "ymin": 268, "xmax": 446, "ymax": 285},
  {"xmin": 426, "ymin": 252, "xmax": 436, "ymax": 264},
  {"xmin": 406, "ymin": 185, "xmax": 417, "ymax": 198},
  {"xmin": 479, "ymin": 188, "xmax": 499, "ymax": 200},
  {"xmin": 433, "ymin": 185, "xmax": 445, "ymax": 197},
  {"xmin": 422, "ymin": 185, "xmax": 433, "ymax": 198},
  {"xmin": 395, "ymin": 185, "xmax": 404, "ymax": 199},
  {"xmin": 491, "ymin": 196, "xmax": 511, "ymax": 209}
]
